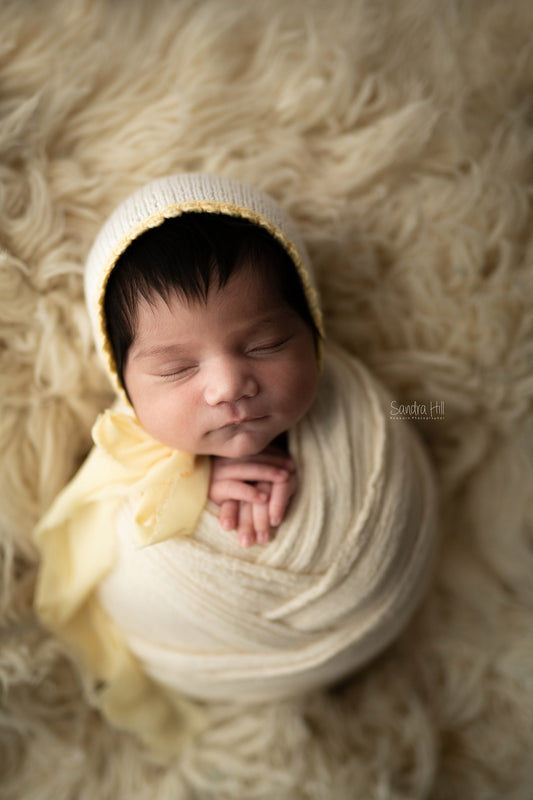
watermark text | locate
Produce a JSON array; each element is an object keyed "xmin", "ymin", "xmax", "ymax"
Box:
[{"xmin": 389, "ymin": 400, "xmax": 445, "ymax": 421}]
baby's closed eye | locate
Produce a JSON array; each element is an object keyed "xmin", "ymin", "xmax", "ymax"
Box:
[
  {"xmin": 246, "ymin": 336, "xmax": 292, "ymax": 356},
  {"xmin": 156, "ymin": 364, "xmax": 198, "ymax": 381}
]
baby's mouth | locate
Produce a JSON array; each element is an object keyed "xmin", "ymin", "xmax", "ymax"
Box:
[{"xmin": 219, "ymin": 415, "xmax": 268, "ymax": 429}]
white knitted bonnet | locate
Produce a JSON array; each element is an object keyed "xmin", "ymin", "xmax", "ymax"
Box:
[{"xmin": 85, "ymin": 173, "xmax": 324, "ymax": 399}]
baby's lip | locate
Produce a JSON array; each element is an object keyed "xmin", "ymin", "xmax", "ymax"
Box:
[{"xmin": 220, "ymin": 415, "xmax": 268, "ymax": 428}]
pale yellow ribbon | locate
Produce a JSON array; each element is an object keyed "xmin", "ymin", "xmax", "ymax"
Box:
[
  {"xmin": 33, "ymin": 408, "xmax": 210, "ymax": 757},
  {"xmin": 93, "ymin": 409, "xmax": 211, "ymax": 547}
]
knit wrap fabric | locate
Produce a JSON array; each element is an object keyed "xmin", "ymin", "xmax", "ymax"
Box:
[{"xmin": 97, "ymin": 343, "xmax": 437, "ymax": 701}]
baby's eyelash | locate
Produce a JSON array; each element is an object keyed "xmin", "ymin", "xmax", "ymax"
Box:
[
  {"xmin": 247, "ymin": 337, "xmax": 290, "ymax": 355},
  {"xmin": 158, "ymin": 365, "xmax": 197, "ymax": 380}
]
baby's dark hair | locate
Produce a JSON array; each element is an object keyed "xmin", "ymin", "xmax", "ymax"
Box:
[{"xmin": 104, "ymin": 213, "xmax": 320, "ymax": 391}]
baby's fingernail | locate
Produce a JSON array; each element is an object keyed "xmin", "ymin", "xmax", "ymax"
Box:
[
  {"xmin": 239, "ymin": 534, "xmax": 253, "ymax": 548},
  {"xmin": 257, "ymin": 492, "xmax": 269, "ymax": 502},
  {"xmin": 257, "ymin": 530, "xmax": 270, "ymax": 544},
  {"xmin": 270, "ymin": 516, "xmax": 281, "ymax": 527},
  {"xmin": 221, "ymin": 518, "xmax": 233, "ymax": 530}
]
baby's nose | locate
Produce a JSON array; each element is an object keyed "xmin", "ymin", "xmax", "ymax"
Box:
[{"xmin": 204, "ymin": 359, "xmax": 258, "ymax": 406}]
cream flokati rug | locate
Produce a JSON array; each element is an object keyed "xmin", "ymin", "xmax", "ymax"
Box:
[{"xmin": 1, "ymin": 0, "xmax": 533, "ymax": 797}]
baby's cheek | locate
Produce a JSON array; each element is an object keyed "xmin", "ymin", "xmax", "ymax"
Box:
[
  {"xmin": 135, "ymin": 391, "xmax": 189, "ymax": 450},
  {"xmin": 290, "ymin": 360, "xmax": 318, "ymax": 404},
  {"xmin": 275, "ymin": 368, "xmax": 316, "ymax": 423}
]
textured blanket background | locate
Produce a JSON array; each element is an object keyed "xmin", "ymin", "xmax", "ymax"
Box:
[{"xmin": 1, "ymin": 1, "xmax": 532, "ymax": 798}]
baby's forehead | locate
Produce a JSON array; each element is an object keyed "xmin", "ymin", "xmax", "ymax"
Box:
[
  {"xmin": 130, "ymin": 273, "xmax": 300, "ymax": 359},
  {"xmin": 221, "ymin": 256, "xmax": 287, "ymax": 297},
  {"xmin": 166, "ymin": 256, "xmax": 289, "ymax": 309}
]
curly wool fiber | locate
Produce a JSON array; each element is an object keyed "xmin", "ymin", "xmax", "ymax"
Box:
[{"xmin": 1, "ymin": 0, "xmax": 533, "ymax": 797}]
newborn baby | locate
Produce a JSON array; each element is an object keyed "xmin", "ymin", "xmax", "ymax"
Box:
[{"xmin": 34, "ymin": 173, "xmax": 437, "ymax": 758}]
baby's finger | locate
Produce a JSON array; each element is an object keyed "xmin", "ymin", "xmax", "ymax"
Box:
[
  {"xmin": 211, "ymin": 461, "xmax": 293, "ymax": 484},
  {"xmin": 219, "ymin": 499, "xmax": 239, "ymax": 532},
  {"xmin": 252, "ymin": 483, "xmax": 272, "ymax": 544},
  {"xmin": 209, "ymin": 479, "xmax": 270, "ymax": 506},
  {"xmin": 237, "ymin": 502, "xmax": 255, "ymax": 548},
  {"xmin": 268, "ymin": 476, "xmax": 297, "ymax": 528}
]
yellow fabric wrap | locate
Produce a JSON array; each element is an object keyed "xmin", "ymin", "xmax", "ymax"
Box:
[{"xmin": 33, "ymin": 410, "xmax": 210, "ymax": 757}]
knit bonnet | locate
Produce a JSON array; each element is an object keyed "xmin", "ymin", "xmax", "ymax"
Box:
[{"xmin": 84, "ymin": 173, "xmax": 324, "ymax": 401}]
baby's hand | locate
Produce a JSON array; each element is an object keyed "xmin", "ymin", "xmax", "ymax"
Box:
[{"xmin": 208, "ymin": 448, "xmax": 297, "ymax": 547}]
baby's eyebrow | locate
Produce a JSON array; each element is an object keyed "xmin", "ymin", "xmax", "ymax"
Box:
[
  {"xmin": 130, "ymin": 343, "xmax": 189, "ymax": 362},
  {"xmin": 246, "ymin": 312, "xmax": 290, "ymax": 331}
]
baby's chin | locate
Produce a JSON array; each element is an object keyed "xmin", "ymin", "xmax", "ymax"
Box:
[{"xmin": 206, "ymin": 430, "xmax": 277, "ymax": 459}]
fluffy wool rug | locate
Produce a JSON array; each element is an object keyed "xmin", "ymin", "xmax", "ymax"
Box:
[{"xmin": 1, "ymin": 0, "xmax": 533, "ymax": 797}]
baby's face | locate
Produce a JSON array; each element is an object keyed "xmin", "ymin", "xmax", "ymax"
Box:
[{"xmin": 123, "ymin": 266, "xmax": 319, "ymax": 457}]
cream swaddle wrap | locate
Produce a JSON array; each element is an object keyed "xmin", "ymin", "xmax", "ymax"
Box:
[
  {"xmin": 34, "ymin": 173, "xmax": 437, "ymax": 755},
  {"xmin": 98, "ymin": 342, "xmax": 436, "ymax": 702}
]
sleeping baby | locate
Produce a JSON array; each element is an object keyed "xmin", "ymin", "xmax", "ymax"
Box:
[{"xmin": 34, "ymin": 173, "xmax": 437, "ymax": 758}]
